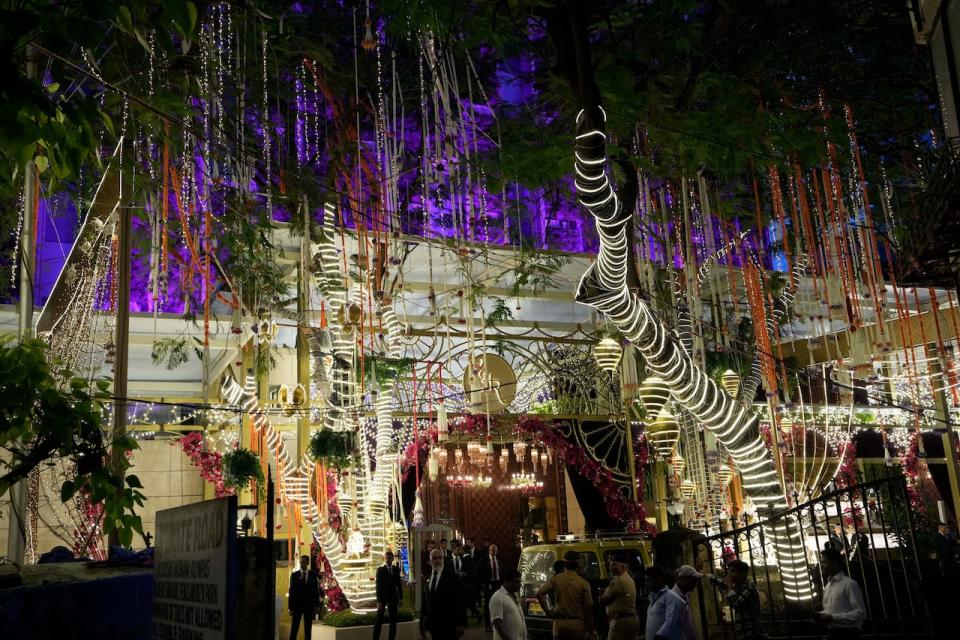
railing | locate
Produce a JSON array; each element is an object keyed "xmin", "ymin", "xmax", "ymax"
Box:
[{"xmin": 690, "ymin": 474, "xmax": 932, "ymax": 638}]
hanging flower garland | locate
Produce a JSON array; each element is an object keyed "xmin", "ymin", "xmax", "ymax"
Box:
[
  {"xmin": 178, "ymin": 432, "xmax": 231, "ymax": 497},
  {"xmin": 834, "ymin": 439, "xmax": 858, "ymax": 489},
  {"xmin": 517, "ymin": 416, "xmax": 652, "ymax": 533}
]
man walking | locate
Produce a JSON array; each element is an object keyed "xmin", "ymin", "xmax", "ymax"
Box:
[
  {"xmin": 670, "ymin": 565, "xmax": 700, "ymax": 640},
  {"xmin": 599, "ymin": 552, "xmax": 638, "ymax": 640},
  {"xmin": 814, "ymin": 548, "xmax": 866, "ymax": 638},
  {"xmin": 373, "ymin": 550, "xmax": 403, "ymax": 640},
  {"xmin": 288, "ymin": 555, "xmax": 320, "ymax": 640},
  {"xmin": 420, "ymin": 548, "xmax": 467, "ymax": 639},
  {"xmin": 489, "ymin": 568, "xmax": 527, "ymax": 640},
  {"xmin": 480, "ymin": 543, "xmax": 503, "ymax": 632},
  {"xmin": 535, "ymin": 550, "xmax": 594, "ymax": 640},
  {"xmin": 452, "ymin": 541, "xmax": 481, "ymax": 620},
  {"xmin": 644, "ymin": 565, "xmax": 686, "ymax": 640},
  {"xmin": 709, "ymin": 560, "xmax": 764, "ymax": 639}
]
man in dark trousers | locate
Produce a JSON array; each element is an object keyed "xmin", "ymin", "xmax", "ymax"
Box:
[
  {"xmin": 420, "ymin": 548, "xmax": 467, "ymax": 639},
  {"xmin": 288, "ymin": 554, "xmax": 321, "ymax": 640},
  {"xmin": 479, "ymin": 543, "xmax": 503, "ymax": 632},
  {"xmin": 374, "ymin": 549, "xmax": 403, "ymax": 640},
  {"xmin": 451, "ymin": 540, "xmax": 481, "ymax": 621}
]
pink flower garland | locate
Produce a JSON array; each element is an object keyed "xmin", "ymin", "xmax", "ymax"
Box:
[
  {"xmin": 517, "ymin": 417, "xmax": 652, "ymax": 533},
  {"xmin": 178, "ymin": 432, "xmax": 232, "ymax": 498},
  {"xmin": 834, "ymin": 439, "xmax": 858, "ymax": 489}
]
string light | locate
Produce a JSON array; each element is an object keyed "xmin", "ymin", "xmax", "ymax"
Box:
[{"xmin": 572, "ymin": 106, "xmax": 812, "ymax": 600}]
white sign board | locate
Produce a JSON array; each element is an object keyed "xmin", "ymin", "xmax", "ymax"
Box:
[{"xmin": 152, "ymin": 497, "xmax": 236, "ymax": 640}]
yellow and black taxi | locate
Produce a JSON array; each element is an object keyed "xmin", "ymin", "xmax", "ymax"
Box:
[{"xmin": 518, "ymin": 533, "xmax": 652, "ymax": 639}]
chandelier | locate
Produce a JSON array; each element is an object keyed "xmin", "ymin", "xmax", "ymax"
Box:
[
  {"xmin": 446, "ymin": 474, "xmax": 475, "ymax": 489},
  {"xmin": 471, "ymin": 475, "xmax": 493, "ymax": 489},
  {"xmin": 509, "ymin": 471, "xmax": 543, "ymax": 492}
]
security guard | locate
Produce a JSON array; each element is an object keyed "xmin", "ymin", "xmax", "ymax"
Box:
[
  {"xmin": 536, "ymin": 550, "xmax": 594, "ymax": 640},
  {"xmin": 599, "ymin": 552, "xmax": 638, "ymax": 640}
]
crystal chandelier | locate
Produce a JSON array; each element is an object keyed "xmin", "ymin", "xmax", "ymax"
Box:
[
  {"xmin": 471, "ymin": 475, "xmax": 493, "ymax": 489},
  {"xmin": 509, "ymin": 471, "xmax": 543, "ymax": 492}
]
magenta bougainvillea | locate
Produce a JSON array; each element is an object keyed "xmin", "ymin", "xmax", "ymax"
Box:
[{"xmin": 178, "ymin": 432, "xmax": 232, "ymax": 498}]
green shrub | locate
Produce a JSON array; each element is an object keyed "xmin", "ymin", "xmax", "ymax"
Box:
[
  {"xmin": 222, "ymin": 448, "xmax": 264, "ymax": 491},
  {"xmin": 322, "ymin": 607, "xmax": 414, "ymax": 628}
]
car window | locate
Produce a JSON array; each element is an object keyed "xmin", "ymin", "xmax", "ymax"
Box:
[
  {"xmin": 578, "ymin": 551, "xmax": 601, "ymax": 581},
  {"xmin": 519, "ymin": 548, "xmax": 557, "ymax": 598},
  {"xmin": 603, "ymin": 549, "xmax": 645, "ymax": 581}
]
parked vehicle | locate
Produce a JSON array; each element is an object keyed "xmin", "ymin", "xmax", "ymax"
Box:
[{"xmin": 518, "ymin": 533, "xmax": 652, "ymax": 639}]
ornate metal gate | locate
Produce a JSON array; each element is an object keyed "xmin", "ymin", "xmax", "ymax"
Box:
[{"xmin": 690, "ymin": 475, "xmax": 932, "ymax": 639}]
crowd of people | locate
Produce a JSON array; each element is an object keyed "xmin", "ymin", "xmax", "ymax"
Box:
[{"xmin": 362, "ymin": 537, "xmax": 870, "ymax": 640}]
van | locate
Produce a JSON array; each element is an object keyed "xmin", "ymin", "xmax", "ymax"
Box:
[{"xmin": 518, "ymin": 534, "xmax": 652, "ymax": 639}]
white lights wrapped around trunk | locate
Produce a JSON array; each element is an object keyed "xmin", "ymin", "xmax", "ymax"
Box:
[{"xmin": 572, "ymin": 106, "xmax": 812, "ymax": 601}]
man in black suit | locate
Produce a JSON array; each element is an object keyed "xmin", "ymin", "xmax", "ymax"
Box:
[
  {"xmin": 374, "ymin": 550, "xmax": 403, "ymax": 640},
  {"xmin": 288, "ymin": 554, "xmax": 321, "ymax": 640},
  {"xmin": 420, "ymin": 548, "xmax": 466, "ymax": 639},
  {"xmin": 478, "ymin": 543, "xmax": 502, "ymax": 632},
  {"xmin": 450, "ymin": 541, "xmax": 481, "ymax": 621}
]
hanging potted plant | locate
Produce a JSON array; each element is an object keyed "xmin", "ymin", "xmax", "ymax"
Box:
[
  {"xmin": 309, "ymin": 430, "xmax": 357, "ymax": 469},
  {"xmin": 222, "ymin": 448, "xmax": 265, "ymax": 494}
]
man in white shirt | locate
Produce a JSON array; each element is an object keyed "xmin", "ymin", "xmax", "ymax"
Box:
[
  {"xmin": 644, "ymin": 565, "xmax": 687, "ymax": 640},
  {"xmin": 815, "ymin": 548, "xmax": 866, "ymax": 638},
  {"xmin": 489, "ymin": 568, "xmax": 527, "ymax": 640},
  {"xmin": 669, "ymin": 565, "xmax": 700, "ymax": 640}
]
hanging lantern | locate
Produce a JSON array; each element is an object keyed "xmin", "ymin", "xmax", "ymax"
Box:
[
  {"xmin": 514, "ymin": 441, "xmax": 527, "ymax": 463},
  {"xmin": 437, "ymin": 405, "xmax": 449, "ymax": 442},
  {"xmin": 593, "ymin": 337, "xmax": 623, "ymax": 372},
  {"xmin": 531, "ymin": 450, "xmax": 539, "ymax": 473},
  {"xmin": 291, "ymin": 383, "xmax": 307, "ymax": 407},
  {"xmin": 646, "ymin": 411, "xmax": 680, "ymax": 458},
  {"xmin": 639, "ymin": 376, "xmax": 671, "ymax": 420},
  {"xmin": 717, "ymin": 462, "xmax": 735, "ymax": 487},
  {"xmin": 428, "ymin": 450, "xmax": 439, "ymax": 480},
  {"xmin": 278, "ymin": 384, "xmax": 291, "ymax": 406},
  {"xmin": 540, "ymin": 450, "xmax": 549, "ymax": 470},
  {"xmin": 721, "ymin": 369, "xmax": 741, "ymax": 399},
  {"xmin": 672, "ymin": 453, "xmax": 685, "ymax": 478},
  {"xmin": 680, "ymin": 478, "xmax": 696, "ymax": 500}
]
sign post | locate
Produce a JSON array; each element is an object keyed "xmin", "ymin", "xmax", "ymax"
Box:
[{"xmin": 153, "ymin": 496, "xmax": 237, "ymax": 640}]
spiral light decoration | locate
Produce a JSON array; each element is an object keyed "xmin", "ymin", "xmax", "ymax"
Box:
[
  {"xmin": 646, "ymin": 411, "xmax": 681, "ymax": 458},
  {"xmin": 572, "ymin": 106, "xmax": 811, "ymax": 601}
]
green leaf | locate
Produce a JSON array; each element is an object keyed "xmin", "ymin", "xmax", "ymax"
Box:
[
  {"xmin": 60, "ymin": 480, "xmax": 76, "ymax": 503},
  {"xmin": 125, "ymin": 474, "xmax": 143, "ymax": 489},
  {"xmin": 33, "ymin": 155, "xmax": 48, "ymax": 174}
]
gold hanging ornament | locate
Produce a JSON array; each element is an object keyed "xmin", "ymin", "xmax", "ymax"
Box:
[
  {"xmin": 721, "ymin": 369, "xmax": 741, "ymax": 399},
  {"xmin": 680, "ymin": 478, "xmax": 696, "ymax": 500},
  {"xmin": 646, "ymin": 410, "xmax": 680, "ymax": 458},
  {"xmin": 638, "ymin": 376, "xmax": 670, "ymax": 420},
  {"xmin": 593, "ymin": 337, "xmax": 623, "ymax": 372}
]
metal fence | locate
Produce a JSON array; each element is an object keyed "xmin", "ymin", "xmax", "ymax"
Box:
[{"xmin": 690, "ymin": 475, "xmax": 932, "ymax": 639}]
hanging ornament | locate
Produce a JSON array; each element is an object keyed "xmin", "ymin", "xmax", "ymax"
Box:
[
  {"xmin": 717, "ymin": 463, "xmax": 735, "ymax": 487},
  {"xmin": 638, "ymin": 376, "xmax": 671, "ymax": 420},
  {"xmin": 593, "ymin": 337, "xmax": 623, "ymax": 372},
  {"xmin": 411, "ymin": 491, "xmax": 425, "ymax": 528},
  {"xmin": 437, "ymin": 404, "xmax": 448, "ymax": 442},
  {"xmin": 428, "ymin": 450, "xmax": 439, "ymax": 480},
  {"xmin": 672, "ymin": 453, "xmax": 685, "ymax": 478},
  {"xmin": 646, "ymin": 411, "xmax": 680, "ymax": 458},
  {"xmin": 721, "ymin": 370, "xmax": 741, "ymax": 399},
  {"xmin": 514, "ymin": 441, "xmax": 527, "ymax": 464},
  {"xmin": 680, "ymin": 478, "xmax": 696, "ymax": 501},
  {"xmin": 361, "ymin": 19, "xmax": 377, "ymax": 51}
]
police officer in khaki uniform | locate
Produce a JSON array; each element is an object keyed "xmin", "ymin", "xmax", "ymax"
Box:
[
  {"xmin": 599, "ymin": 552, "xmax": 638, "ymax": 640},
  {"xmin": 535, "ymin": 550, "xmax": 594, "ymax": 640}
]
